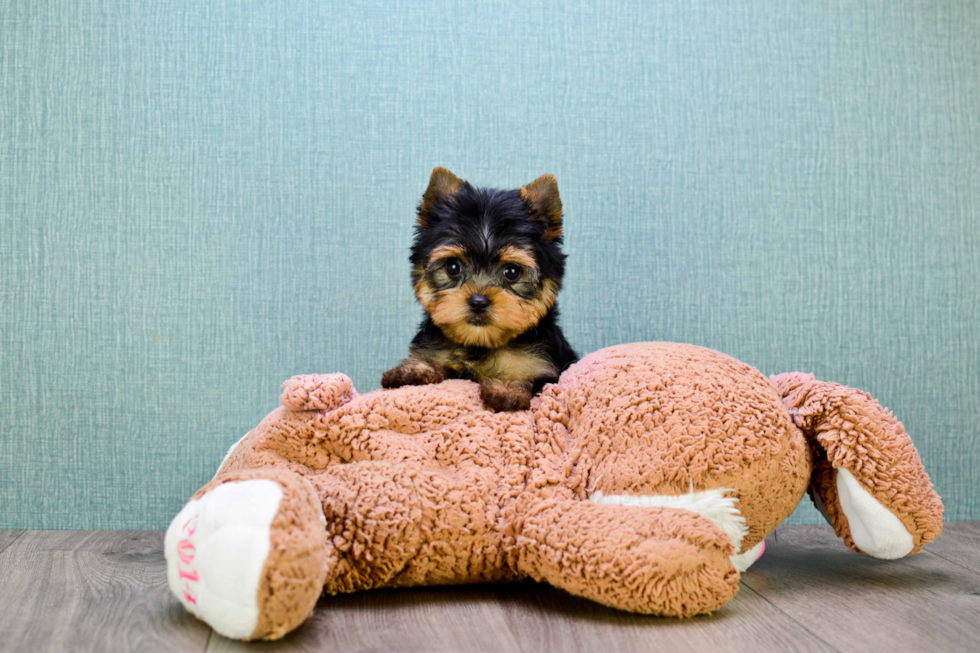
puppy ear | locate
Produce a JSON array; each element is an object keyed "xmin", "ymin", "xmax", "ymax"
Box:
[
  {"xmin": 418, "ymin": 167, "xmax": 463, "ymax": 227},
  {"xmin": 520, "ymin": 174, "xmax": 563, "ymax": 242}
]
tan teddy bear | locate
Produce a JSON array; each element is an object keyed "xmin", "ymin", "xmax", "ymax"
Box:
[{"xmin": 165, "ymin": 342, "xmax": 943, "ymax": 640}]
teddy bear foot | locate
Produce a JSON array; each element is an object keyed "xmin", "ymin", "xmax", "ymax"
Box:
[
  {"xmin": 165, "ymin": 479, "xmax": 285, "ymax": 639},
  {"xmin": 165, "ymin": 471, "xmax": 330, "ymax": 640}
]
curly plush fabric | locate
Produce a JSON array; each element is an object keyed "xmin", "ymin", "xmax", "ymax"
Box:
[
  {"xmin": 166, "ymin": 342, "xmax": 943, "ymax": 640},
  {"xmin": 770, "ymin": 372, "xmax": 944, "ymax": 553}
]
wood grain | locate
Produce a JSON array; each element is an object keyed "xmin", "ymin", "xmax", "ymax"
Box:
[
  {"xmin": 2, "ymin": 525, "xmax": 979, "ymax": 652},
  {"xmin": 0, "ymin": 530, "xmax": 210, "ymax": 653},
  {"xmin": 740, "ymin": 524, "xmax": 980, "ymax": 653},
  {"xmin": 489, "ymin": 580, "xmax": 836, "ymax": 653},
  {"xmin": 208, "ymin": 581, "xmax": 837, "ymax": 653},
  {"xmin": 0, "ymin": 529, "xmax": 25, "ymax": 555},
  {"xmin": 925, "ymin": 521, "xmax": 980, "ymax": 575},
  {"xmin": 206, "ymin": 586, "xmax": 523, "ymax": 653}
]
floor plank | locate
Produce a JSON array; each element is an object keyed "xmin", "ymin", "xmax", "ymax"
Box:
[
  {"xmin": 740, "ymin": 524, "xmax": 980, "ymax": 653},
  {"xmin": 489, "ymin": 580, "xmax": 836, "ymax": 653},
  {"xmin": 0, "ymin": 531, "xmax": 211, "ymax": 653},
  {"xmin": 0, "ymin": 529, "xmax": 25, "ymax": 555},
  {"xmin": 1, "ymin": 525, "xmax": 976, "ymax": 652},
  {"xmin": 207, "ymin": 586, "xmax": 523, "ymax": 653},
  {"xmin": 207, "ymin": 580, "xmax": 837, "ymax": 653},
  {"xmin": 925, "ymin": 521, "xmax": 980, "ymax": 575}
]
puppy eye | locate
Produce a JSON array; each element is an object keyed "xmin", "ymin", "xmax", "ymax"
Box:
[
  {"xmin": 445, "ymin": 258, "xmax": 462, "ymax": 277},
  {"xmin": 502, "ymin": 264, "xmax": 522, "ymax": 282}
]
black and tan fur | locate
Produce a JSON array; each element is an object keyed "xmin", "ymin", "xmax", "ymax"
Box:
[{"xmin": 382, "ymin": 167, "xmax": 578, "ymax": 411}]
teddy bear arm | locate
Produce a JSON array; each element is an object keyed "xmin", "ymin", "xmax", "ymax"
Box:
[
  {"xmin": 514, "ymin": 500, "xmax": 740, "ymax": 616},
  {"xmin": 772, "ymin": 373, "xmax": 944, "ymax": 557}
]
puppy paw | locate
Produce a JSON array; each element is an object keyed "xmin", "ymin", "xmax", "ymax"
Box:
[
  {"xmin": 381, "ymin": 358, "xmax": 445, "ymax": 389},
  {"xmin": 480, "ymin": 379, "xmax": 533, "ymax": 412}
]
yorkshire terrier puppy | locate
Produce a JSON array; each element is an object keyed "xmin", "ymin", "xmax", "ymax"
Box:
[{"xmin": 381, "ymin": 167, "xmax": 578, "ymax": 411}]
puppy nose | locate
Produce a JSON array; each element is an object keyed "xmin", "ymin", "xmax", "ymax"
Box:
[{"xmin": 467, "ymin": 294, "xmax": 491, "ymax": 313}]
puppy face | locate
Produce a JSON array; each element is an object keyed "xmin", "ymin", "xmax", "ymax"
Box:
[
  {"xmin": 416, "ymin": 242, "xmax": 559, "ymax": 348},
  {"xmin": 410, "ymin": 168, "xmax": 566, "ymax": 349}
]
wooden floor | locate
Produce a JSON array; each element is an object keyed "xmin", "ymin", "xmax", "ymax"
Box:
[{"xmin": 1, "ymin": 523, "xmax": 978, "ymax": 653}]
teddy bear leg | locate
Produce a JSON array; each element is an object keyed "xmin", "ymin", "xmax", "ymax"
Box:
[
  {"xmin": 314, "ymin": 461, "xmax": 509, "ymax": 593},
  {"xmin": 771, "ymin": 373, "xmax": 944, "ymax": 557},
  {"xmin": 165, "ymin": 469, "xmax": 329, "ymax": 641},
  {"xmin": 515, "ymin": 500, "xmax": 740, "ymax": 616},
  {"xmin": 310, "ymin": 462, "xmax": 428, "ymax": 594}
]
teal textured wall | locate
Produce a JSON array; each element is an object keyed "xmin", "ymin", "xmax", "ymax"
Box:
[{"xmin": 1, "ymin": 1, "xmax": 978, "ymax": 529}]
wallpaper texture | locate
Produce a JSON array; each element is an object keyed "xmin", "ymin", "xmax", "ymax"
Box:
[{"xmin": 1, "ymin": 0, "xmax": 978, "ymax": 529}]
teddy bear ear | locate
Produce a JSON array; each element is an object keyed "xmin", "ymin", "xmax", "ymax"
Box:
[
  {"xmin": 280, "ymin": 374, "xmax": 355, "ymax": 412},
  {"xmin": 520, "ymin": 174, "xmax": 563, "ymax": 242},
  {"xmin": 418, "ymin": 167, "xmax": 464, "ymax": 227}
]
